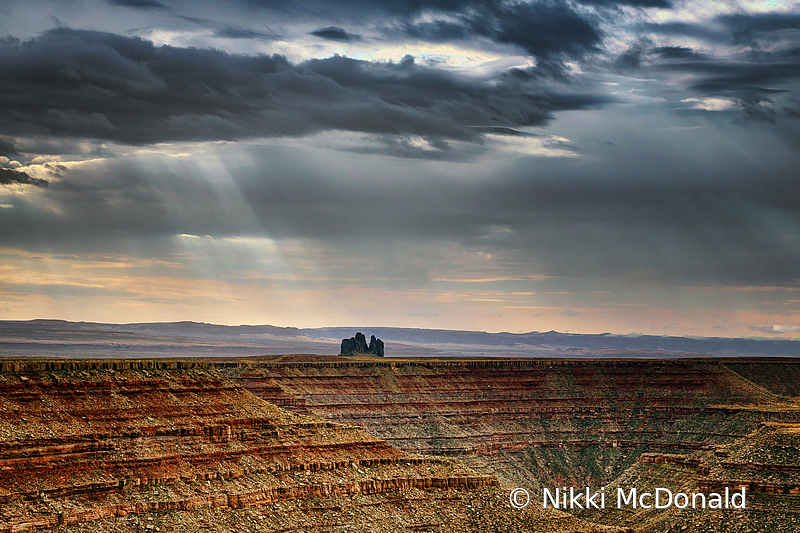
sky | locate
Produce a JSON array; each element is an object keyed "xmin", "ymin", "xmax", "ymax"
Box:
[{"xmin": 0, "ymin": 0, "xmax": 799, "ymax": 338}]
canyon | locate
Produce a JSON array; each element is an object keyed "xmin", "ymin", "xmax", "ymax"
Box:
[
  {"xmin": 0, "ymin": 355, "xmax": 797, "ymax": 532},
  {"xmin": 0, "ymin": 358, "xmax": 625, "ymax": 533},
  {"xmin": 227, "ymin": 356, "xmax": 800, "ymax": 532}
]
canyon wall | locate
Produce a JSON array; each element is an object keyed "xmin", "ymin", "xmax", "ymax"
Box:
[
  {"xmin": 227, "ymin": 357, "xmax": 800, "ymax": 532},
  {"xmin": 1, "ymin": 356, "xmax": 796, "ymax": 532},
  {"xmin": 0, "ymin": 358, "xmax": 619, "ymax": 533}
]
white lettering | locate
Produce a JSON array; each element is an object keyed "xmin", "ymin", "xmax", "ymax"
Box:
[
  {"xmin": 655, "ymin": 488, "xmax": 673, "ymax": 509},
  {"xmin": 586, "ymin": 487, "xmax": 601, "ymax": 509},
  {"xmin": 709, "ymin": 493, "xmax": 723, "ymax": 509},
  {"xmin": 731, "ymin": 487, "xmax": 746, "ymax": 509},
  {"xmin": 639, "ymin": 492, "xmax": 652, "ymax": 509},
  {"xmin": 535, "ymin": 487, "xmax": 744, "ymax": 513},
  {"xmin": 674, "ymin": 492, "xmax": 689, "ymax": 509},
  {"xmin": 543, "ymin": 488, "xmax": 559, "ymax": 509},
  {"xmin": 692, "ymin": 493, "xmax": 706, "ymax": 508},
  {"xmin": 570, "ymin": 487, "xmax": 584, "ymax": 509},
  {"xmin": 617, "ymin": 488, "xmax": 636, "ymax": 509}
]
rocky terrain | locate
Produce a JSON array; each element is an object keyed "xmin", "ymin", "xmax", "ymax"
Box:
[
  {"xmin": 0, "ymin": 358, "xmax": 624, "ymax": 533},
  {"xmin": 0, "ymin": 355, "xmax": 796, "ymax": 532},
  {"xmin": 227, "ymin": 356, "xmax": 800, "ymax": 532}
]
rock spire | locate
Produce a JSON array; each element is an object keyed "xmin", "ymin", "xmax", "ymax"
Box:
[{"xmin": 340, "ymin": 332, "xmax": 384, "ymax": 356}]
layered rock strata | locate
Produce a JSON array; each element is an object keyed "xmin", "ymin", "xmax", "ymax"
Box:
[
  {"xmin": 0, "ymin": 359, "xmax": 617, "ymax": 533},
  {"xmin": 228, "ymin": 357, "xmax": 800, "ymax": 532},
  {"xmin": 574, "ymin": 421, "xmax": 800, "ymax": 532}
]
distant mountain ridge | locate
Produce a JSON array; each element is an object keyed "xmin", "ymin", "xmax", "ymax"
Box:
[{"xmin": 1, "ymin": 319, "xmax": 799, "ymax": 357}]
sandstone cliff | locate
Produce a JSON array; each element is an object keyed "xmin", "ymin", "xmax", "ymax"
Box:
[
  {"xmin": 0, "ymin": 358, "xmax": 619, "ymax": 533},
  {"xmin": 228, "ymin": 356, "xmax": 800, "ymax": 532}
]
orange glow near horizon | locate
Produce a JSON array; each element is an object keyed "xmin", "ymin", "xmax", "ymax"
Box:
[{"xmin": 2, "ymin": 246, "xmax": 799, "ymax": 339}]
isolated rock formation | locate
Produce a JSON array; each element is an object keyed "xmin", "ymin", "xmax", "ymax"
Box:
[
  {"xmin": 340, "ymin": 332, "xmax": 383, "ymax": 356},
  {"xmin": 369, "ymin": 334, "xmax": 385, "ymax": 357}
]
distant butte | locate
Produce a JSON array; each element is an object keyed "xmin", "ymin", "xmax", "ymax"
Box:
[{"xmin": 340, "ymin": 332, "xmax": 384, "ymax": 357}]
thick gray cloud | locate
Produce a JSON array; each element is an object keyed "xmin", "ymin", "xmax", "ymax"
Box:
[
  {"xmin": 3, "ymin": 109, "xmax": 798, "ymax": 288},
  {"xmin": 174, "ymin": 15, "xmax": 282, "ymax": 41},
  {"xmin": 645, "ymin": 11, "xmax": 800, "ymax": 45},
  {"xmin": 108, "ymin": 0, "xmax": 169, "ymax": 10},
  {"xmin": 0, "ymin": 138, "xmax": 18, "ymax": 158},
  {"xmin": 310, "ymin": 27, "xmax": 361, "ymax": 42},
  {"xmin": 101, "ymin": 0, "xmax": 662, "ymax": 62},
  {"xmin": 622, "ymin": 43, "xmax": 800, "ymax": 94},
  {"xmin": 218, "ymin": 0, "xmax": 671, "ymax": 17},
  {"xmin": 615, "ymin": 15, "xmax": 800, "ymax": 123},
  {"xmin": 643, "ymin": 22, "xmax": 730, "ymax": 44},
  {"xmin": 579, "ymin": 0, "xmax": 670, "ymax": 6},
  {"xmin": 0, "ymin": 28, "xmax": 610, "ymax": 146},
  {"xmin": 399, "ymin": 2, "xmax": 602, "ymax": 60},
  {"xmin": 0, "ymin": 168, "xmax": 48, "ymax": 187},
  {"xmin": 717, "ymin": 12, "xmax": 800, "ymax": 37}
]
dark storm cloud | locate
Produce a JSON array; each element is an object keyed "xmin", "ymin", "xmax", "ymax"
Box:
[
  {"xmin": 469, "ymin": 126, "xmax": 534, "ymax": 136},
  {"xmin": 616, "ymin": 43, "xmax": 711, "ymax": 70},
  {"xmin": 653, "ymin": 46, "xmax": 707, "ymax": 61},
  {"xmin": 614, "ymin": 21, "xmax": 800, "ymax": 122},
  {"xmin": 3, "ymin": 126, "xmax": 799, "ymax": 287},
  {"xmin": 238, "ymin": 0, "xmax": 666, "ymax": 17},
  {"xmin": 643, "ymin": 22, "xmax": 730, "ymax": 44},
  {"xmin": 615, "ymin": 43, "xmax": 710, "ymax": 71},
  {"xmin": 400, "ymin": 2, "xmax": 601, "ymax": 60},
  {"xmin": 221, "ymin": 0, "xmax": 659, "ymax": 61},
  {"xmin": 108, "ymin": 0, "xmax": 169, "ymax": 10},
  {"xmin": 310, "ymin": 26, "xmax": 361, "ymax": 42},
  {"xmin": 235, "ymin": 0, "xmax": 474, "ymax": 17},
  {"xmin": 0, "ymin": 138, "xmax": 18, "ymax": 157},
  {"xmin": 577, "ymin": 0, "xmax": 670, "ymax": 6},
  {"xmin": 670, "ymin": 48, "xmax": 800, "ymax": 108},
  {"xmin": 219, "ymin": 132, "xmax": 800, "ymax": 286},
  {"xmin": 0, "ymin": 168, "xmax": 48, "ymax": 187},
  {"xmin": 717, "ymin": 13, "xmax": 800, "ymax": 34},
  {"xmin": 174, "ymin": 15, "xmax": 282, "ymax": 41},
  {"xmin": 211, "ymin": 25, "xmax": 281, "ymax": 40},
  {"xmin": 645, "ymin": 11, "xmax": 800, "ymax": 45},
  {"xmin": 613, "ymin": 39, "xmax": 649, "ymax": 69},
  {"xmin": 0, "ymin": 28, "xmax": 610, "ymax": 146}
]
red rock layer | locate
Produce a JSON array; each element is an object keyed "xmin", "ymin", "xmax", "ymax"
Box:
[
  {"xmin": 229, "ymin": 358, "xmax": 799, "ymax": 488},
  {"xmin": 0, "ymin": 360, "xmax": 498, "ymax": 533}
]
